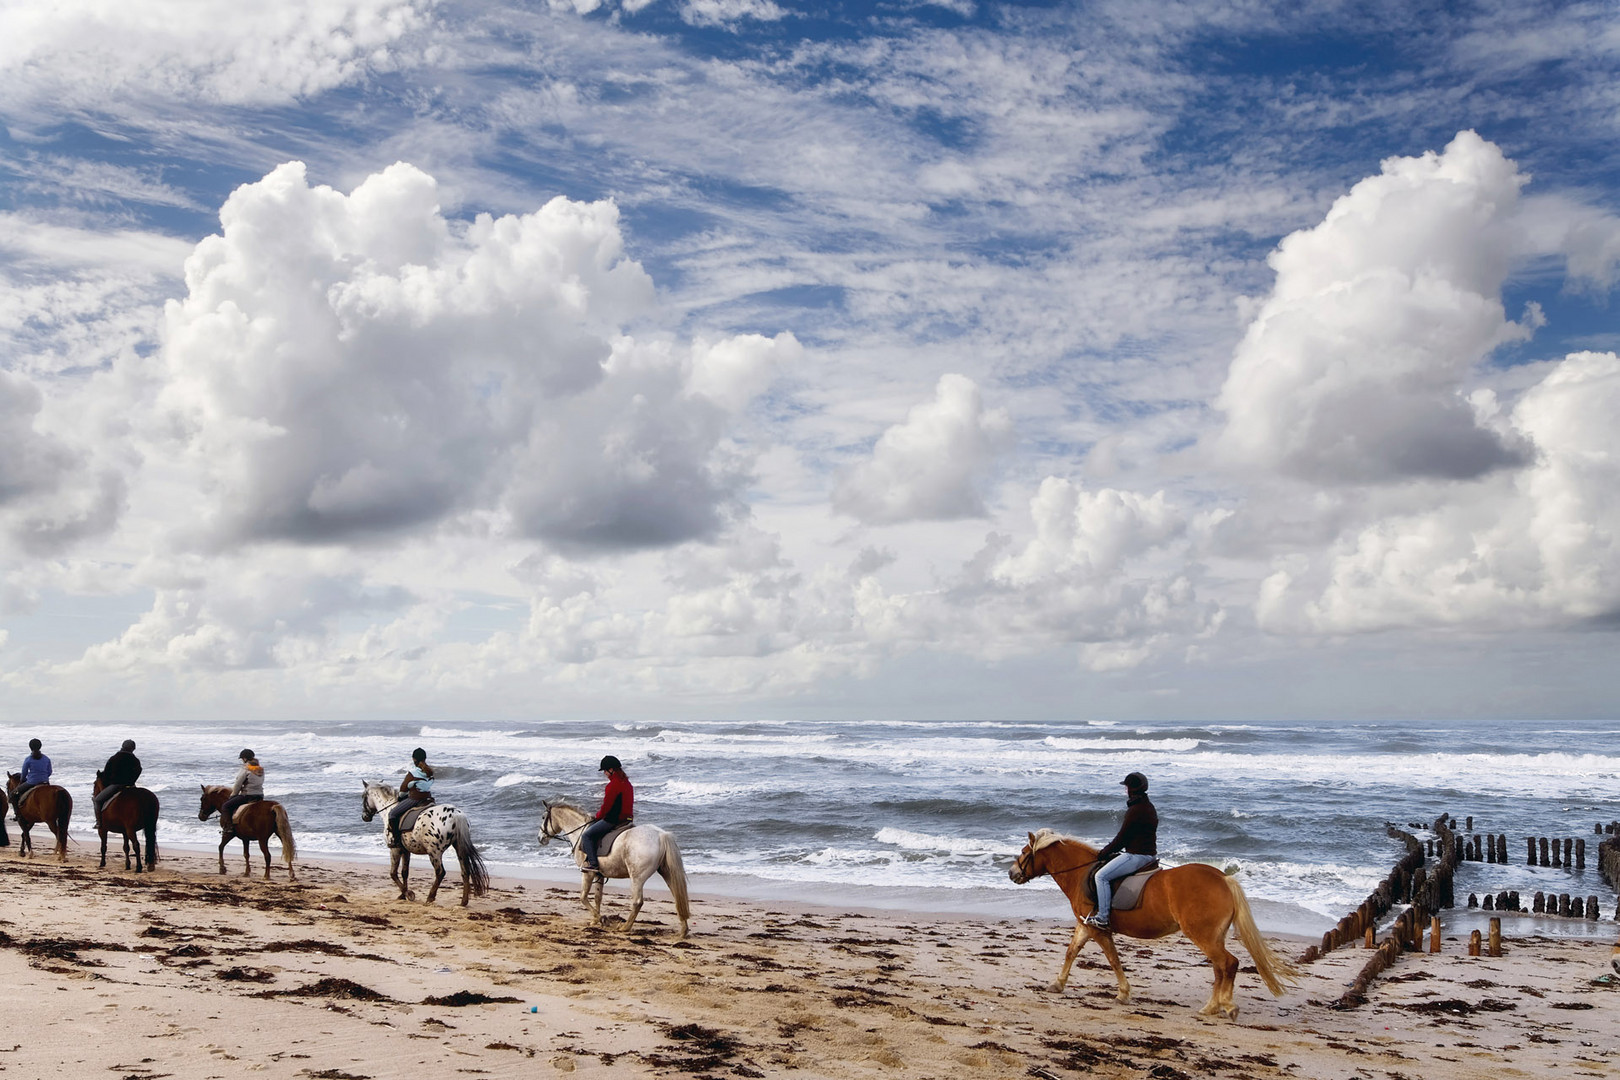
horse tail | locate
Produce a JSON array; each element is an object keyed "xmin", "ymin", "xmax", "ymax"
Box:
[
  {"xmin": 273, "ymin": 803, "xmax": 297, "ymax": 868},
  {"xmin": 1224, "ymin": 872, "xmax": 1297, "ymax": 996},
  {"xmin": 55, "ymin": 789, "xmax": 73, "ymax": 858},
  {"xmin": 0, "ymin": 796, "xmax": 10, "ymax": 846},
  {"xmin": 452, "ymin": 813, "xmax": 490, "ymax": 898},
  {"xmin": 658, "ymin": 830, "xmax": 691, "ymax": 927}
]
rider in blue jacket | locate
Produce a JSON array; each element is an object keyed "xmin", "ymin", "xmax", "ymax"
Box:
[{"xmin": 14, "ymin": 739, "xmax": 51, "ymax": 809}]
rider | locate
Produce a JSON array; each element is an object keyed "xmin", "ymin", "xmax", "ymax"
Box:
[
  {"xmin": 95, "ymin": 739, "xmax": 143, "ymax": 826},
  {"xmin": 218, "ymin": 749, "xmax": 265, "ymax": 841},
  {"xmin": 1082, "ymin": 771, "xmax": 1159, "ymax": 933},
  {"xmin": 14, "ymin": 738, "xmax": 52, "ymax": 811},
  {"xmin": 581, "ymin": 755, "xmax": 633, "ymax": 878},
  {"xmin": 386, "ymin": 747, "xmax": 434, "ymax": 849}
]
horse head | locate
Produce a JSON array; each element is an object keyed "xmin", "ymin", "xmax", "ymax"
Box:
[
  {"xmin": 360, "ymin": 780, "xmax": 396, "ymax": 822},
  {"xmin": 4, "ymin": 772, "xmax": 18, "ymax": 795},
  {"xmin": 92, "ymin": 769, "xmax": 105, "ymax": 796},
  {"xmin": 1010, "ymin": 829, "xmax": 1095, "ymax": 884},
  {"xmin": 538, "ymin": 800, "xmax": 584, "ymax": 848},
  {"xmin": 198, "ymin": 784, "xmax": 223, "ymax": 821}
]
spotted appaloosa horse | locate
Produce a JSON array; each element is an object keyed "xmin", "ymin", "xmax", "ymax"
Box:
[
  {"xmin": 92, "ymin": 772, "xmax": 159, "ymax": 872},
  {"xmin": 198, "ymin": 786, "xmax": 298, "ymax": 880},
  {"xmin": 1010, "ymin": 829, "xmax": 1297, "ymax": 1018},
  {"xmin": 359, "ymin": 781, "xmax": 490, "ymax": 906},
  {"xmin": 5, "ymin": 773, "xmax": 72, "ymax": 860}
]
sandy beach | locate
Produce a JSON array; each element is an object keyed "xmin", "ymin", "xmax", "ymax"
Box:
[{"xmin": 0, "ymin": 844, "xmax": 1615, "ymax": 1080}]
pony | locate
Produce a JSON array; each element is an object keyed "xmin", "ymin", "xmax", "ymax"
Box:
[
  {"xmin": 197, "ymin": 786, "xmax": 298, "ymax": 880},
  {"xmin": 4, "ymin": 773, "xmax": 72, "ymax": 860},
  {"xmin": 1009, "ymin": 829, "xmax": 1296, "ymax": 1018},
  {"xmin": 91, "ymin": 772, "xmax": 159, "ymax": 872},
  {"xmin": 538, "ymin": 801, "xmax": 690, "ymax": 940},
  {"xmin": 359, "ymin": 781, "xmax": 489, "ymax": 906}
]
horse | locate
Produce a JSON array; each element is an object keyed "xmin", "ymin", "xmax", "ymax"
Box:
[
  {"xmin": 197, "ymin": 786, "xmax": 298, "ymax": 880},
  {"xmin": 538, "ymin": 801, "xmax": 690, "ymax": 940},
  {"xmin": 4, "ymin": 774, "xmax": 72, "ymax": 860},
  {"xmin": 0, "ymin": 788, "xmax": 8, "ymax": 847},
  {"xmin": 1009, "ymin": 829, "xmax": 1296, "ymax": 1018},
  {"xmin": 91, "ymin": 772, "xmax": 159, "ymax": 872},
  {"xmin": 359, "ymin": 781, "xmax": 489, "ymax": 906}
]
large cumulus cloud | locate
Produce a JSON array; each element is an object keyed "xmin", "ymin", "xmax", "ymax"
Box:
[
  {"xmin": 158, "ymin": 160, "xmax": 799, "ymax": 551},
  {"xmin": 1217, "ymin": 131, "xmax": 1536, "ymax": 485}
]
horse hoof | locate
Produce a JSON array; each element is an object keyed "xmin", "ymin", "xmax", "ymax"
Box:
[{"xmin": 1045, "ymin": 982, "xmax": 1065, "ymax": 994}]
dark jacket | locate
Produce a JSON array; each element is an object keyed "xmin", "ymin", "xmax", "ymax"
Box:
[
  {"xmin": 102, "ymin": 750, "xmax": 143, "ymax": 787},
  {"xmin": 595, "ymin": 770, "xmax": 634, "ymax": 823},
  {"xmin": 1097, "ymin": 794, "xmax": 1157, "ymax": 859}
]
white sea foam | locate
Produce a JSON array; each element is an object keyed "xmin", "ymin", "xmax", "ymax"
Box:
[
  {"xmin": 1042, "ymin": 736, "xmax": 1202, "ymax": 752},
  {"xmin": 661, "ymin": 780, "xmax": 778, "ymax": 804},
  {"xmin": 873, "ymin": 827, "xmax": 1019, "ymax": 857}
]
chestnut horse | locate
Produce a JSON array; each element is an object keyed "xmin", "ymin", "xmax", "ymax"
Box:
[
  {"xmin": 197, "ymin": 786, "xmax": 298, "ymax": 881},
  {"xmin": 1009, "ymin": 829, "xmax": 1296, "ymax": 1018},
  {"xmin": 91, "ymin": 772, "xmax": 159, "ymax": 872},
  {"xmin": 4, "ymin": 774, "xmax": 72, "ymax": 860}
]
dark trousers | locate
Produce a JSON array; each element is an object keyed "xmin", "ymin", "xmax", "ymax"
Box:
[
  {"xmin": 581, "ymin": 818, "xmax": 625, "ymax": 869},
  {"xmin": 94, "ymin": 785, "xmax": 126, "ymax": 814},
  {"xmin": 387, "ymin": 793, "xmax": 430, "ymax": 846},
  {"xmin": 220, "ymin": 793, "xmax": 263, "ymax": 833}
]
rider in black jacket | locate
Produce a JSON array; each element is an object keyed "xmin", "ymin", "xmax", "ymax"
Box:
[{"xmin": 94, "ymin": 739, "xmax": 143, "ymax": 825}]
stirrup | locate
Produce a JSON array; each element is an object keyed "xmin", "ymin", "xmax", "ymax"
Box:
[{"xmin": 1083, "ymin": 914, "xmax": 1111, "ymax": 931}]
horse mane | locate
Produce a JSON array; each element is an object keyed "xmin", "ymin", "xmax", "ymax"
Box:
[{"xmin": 1031, "ymin": 828, "xmax": 1090, "ymax": 853}]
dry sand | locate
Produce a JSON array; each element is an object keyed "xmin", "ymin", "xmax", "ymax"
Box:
[{"xmin": 0, "ymin": 844, "xmax": 1615, "ymax": 1079}]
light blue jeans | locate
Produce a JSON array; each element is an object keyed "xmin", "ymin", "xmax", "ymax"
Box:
[{"xmin": 1094, "ymin": 852, "xmax": 1156, "ymax": 921}]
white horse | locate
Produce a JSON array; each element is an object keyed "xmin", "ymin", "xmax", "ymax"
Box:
[
  {"xmin": 538, "ymin": 801, "xmax": 690, "ymax": 939},
  {"xmin": 360, "ymin": 781, "xmax": 490, "ymax": 906}
]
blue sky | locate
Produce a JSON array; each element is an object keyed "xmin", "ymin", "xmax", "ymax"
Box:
[{"xmin": 1, "ymin": 0, "xmax": 1618, "ymax": 722}]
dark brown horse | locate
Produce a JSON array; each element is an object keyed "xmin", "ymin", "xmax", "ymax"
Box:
[
  {"xmin": 1010, "ymin": 829, "xmax": 1297, "ymax": 1018},
  {"xmin": 91, "ymin": 772, "xmax": 159, "ymax": 872},
  {"xmin": 4, "ymin": 774, "xmax": 72, "ymax": 860},
  {"xmin": 197, "ymin": 786, "xmax": 298, "ymax": 880},
  {"xmin": 0, "ymin": 788, "xmax": 9, "ymax": 847}
]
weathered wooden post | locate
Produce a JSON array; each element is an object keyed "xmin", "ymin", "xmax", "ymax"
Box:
[
  {"xmin": 1429, "ymin": 916, "xmax": 1441, "ymax": 953},
  {"xmin": 1540, "ymin": 837, "xmax": 1550, "ymax": 866},
  {"xmin": 1468, "ymin": 929, "xmax": 1482, "ymax": 956},
  {"xmin": 1508, "ymin": 891, "xmax": 1520, "ymax": 911},
  {"xmin": 1526, "ymin": 837, "xmax": 1536, "ymax": 864},
  {"xmin": 1497, "ymin": 834, "xmax": 1507, "ymax": 863},
  {"xmin": 1552, "ymin": 838, "xmax": 1562, "ymax": 867},
  {"xmin": 1487, "ymin": 917, "xmax": 1501, "ymax": 957},
  {"xmin": 1483, "ymin": 893, "xmax": 1494, "ymax": 910},
  {"xmin": 1496, "ymin": 890, "xmax": 1509, "ymax": 912},
  {"xmin": 1559, "ymin": 894, "xmax": 1571, "ymax": 917},
  {"xmin": 1576, "ymin": 838, "xmax": 1586, "ymax": 869},
  {"xmin": 1364, "ymin": 925, "xmax": 1376, "ymax": 949},
  {"xmin": 1587, "ymin": 896, "xmax": 1599, "ymax": 920},
  {"xmin": 1466, "ymin": 816, "xmax": 1473, "ymax": 831},
  {"xmin": 1468, "ymin": 893, "xmax": 1478, "ymax": 908},
  {"xmin": 1533, "ymin": 891, "xmax": 1545, "ymax": 913},
  {"xmin": 1563, "ymin": 838, "xmax": 1573, "ymax": 866}
]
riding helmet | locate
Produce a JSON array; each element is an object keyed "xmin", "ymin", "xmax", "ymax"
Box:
[
  {"xmin": 121, "ymin": 739, "xmax": 136, "ymax": 752},
  {"xmin": 1121, "ymin": 771, "xmax": 1148, "ymax": 793},
  {"xmin": 240, "ymin": 748, "xmax": 255, "ymax": 761},
  {"xmin": 599, "ymin": 755, "xmax": 622, "ymax": 772},
  {"xmin": 411, "ymin": 747, "xmax": 427, "ymax": 762},
  {"xmin": 28, "ymin": 738, "xmax": 41, "ymax": 751}
]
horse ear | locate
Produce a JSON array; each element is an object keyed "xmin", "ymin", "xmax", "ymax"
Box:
[
  {"xmin": 1027, "ymin": 831, "xmax": 1036, "ymax": 845},
  {"xmin": 200, "ymin": 784, "xmax": 206, "ymax": 791}
]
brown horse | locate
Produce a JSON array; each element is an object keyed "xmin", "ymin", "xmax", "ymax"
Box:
[
  {"xmin": 0, "ymin": 788, "xmax": 8, "ymax": 847},
  {"xmin": 197, "ymin": 786, "xmax": 298, "ymax": 880},
  {"xmin": 91, "ymin": 772, "xmax": 159, "ymax": 872},
  {"xmin": 4, "ymin": 774, "xmax": 72, "ymax": 860},
  {"xmin": 1009, "ymin": 829, "xmax": 1297, "ymax": 1018}
]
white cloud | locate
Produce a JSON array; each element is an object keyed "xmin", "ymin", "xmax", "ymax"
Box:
[
  {"xmin": 1264, "ymin": 350, "xmax": 1620, "ymax": 632},
  {"xmin": 833, "ymin": 373, "xmax": 1011, "ymax": 524},
  {"xmin": 1216, "ymin": 130, "xmax": 1537, "ymax": 485},
  {"xmin": 0, "ymin": 0, "xmax": 432, "ymax": 108},
  {"xmin": 154, "ymin": 160, "xmax": 796, "ymax": 552},
  {"xmin": 682, "ymin": 0, "xmax": 787, "ymax": 26}
]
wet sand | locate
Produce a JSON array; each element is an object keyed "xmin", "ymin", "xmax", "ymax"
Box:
[{"xmin": 0, "ymin": 845, "xmax": 1615, "ymax": 1079}]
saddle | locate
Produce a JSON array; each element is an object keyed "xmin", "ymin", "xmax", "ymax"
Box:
[
  {"xmin": 595, "ymin": 820, "xmax": 635, "ymax": 858},
  {"xmin": 1082, "ymin": 859, "xmax": 1161, "ymax": 912},
  {"xmin": 397, "ymin": 798, "xmax": 435, "ymax": 833}
]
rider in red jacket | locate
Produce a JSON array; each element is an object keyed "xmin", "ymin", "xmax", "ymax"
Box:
[{"xmin": 582, "ymin": 756, "xmax": 633, "ymax": 876}]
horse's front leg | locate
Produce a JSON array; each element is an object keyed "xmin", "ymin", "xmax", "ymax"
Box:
[
  {"xmin": 425, "ymin": 851, "xmax": 445, "ymax": 904},
  {"xmin": 388, "ymin": 845, "xmax": 403, "ymax": 886},
  {"xmin": 217, "ymin": 832, "xmax": 230, "ymax": 873},
  {"xmin": 98, "ymin": 827, "xmax": 108, "ymax": 869},
  {"xmin": 18, "ymin": 824, "xmax": 32, "ymax": 858},
  {"xmin": 1094, "ymin": 930, "xmax": 1131, "ymax": 1003},
  {"xmin": 1048, "ymin": 922, "xmax": 1092, "ymax": 993},
  {"xmin": 397, "ymin": 851, "xmax": 415, "ymax": 901},
  {"xmin": 582, "ymin": 872, "xmax": 604, "ymax": 926}
]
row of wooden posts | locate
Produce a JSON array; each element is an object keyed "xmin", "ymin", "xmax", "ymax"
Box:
[{"xmin": 1302, "ymin": 814, "xmax": 1620, "ymax": 1009}]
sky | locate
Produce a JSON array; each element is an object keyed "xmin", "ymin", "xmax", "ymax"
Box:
[{"xmin": 2, "ymin": 0, "xmax": 1619, "ymax": 724}]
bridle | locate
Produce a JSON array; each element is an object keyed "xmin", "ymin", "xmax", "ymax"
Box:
[
  {"xmin": 539, "ymin": 805, "xmax": 588, "ymax": 845},
  {"xmin": 1013, "ymin": 842, "xmax": 1100, "ymax": 882}
]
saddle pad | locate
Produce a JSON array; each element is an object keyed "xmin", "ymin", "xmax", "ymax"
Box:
[
  {"xmin": 597, "ymin": 821, "xmax": 634, "ymax": 857},
  {"xmin": 398, "ymin": 805, "xmax": 430, "ymax": 833},
  {"xmin": 1084, "ymin": 862, "xmax": 1161, "ymax": 912},
  {"xmin": 230, "ymin": 800, "xmax": 268, "ymax": 827}
]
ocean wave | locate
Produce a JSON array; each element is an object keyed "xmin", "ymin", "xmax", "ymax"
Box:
[
  {"xmin": 661, "ymin": 780, "xmax": 779, "ymax": 804},
  {"xmin": 873, "ymin": 828, "xmax": 1019, "ymax": 857},
  {"xmin": 1043, "ymin": 736, "xmax": 1202, "ymax": 752}
]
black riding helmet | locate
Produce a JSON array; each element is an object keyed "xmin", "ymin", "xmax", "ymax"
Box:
[
  {"xmin": 1121, "ymin": 771, "xmax": 1149, "ymax": 793},
  {"xmin": 121, "ymin": 739, "xmax": 136, "ymax": 752},
  {"xmin": 28, "ymin": 738, "xmax": 42, "ymax": 751},
  {"xmin": 239, "ymin": 748, "xmax": 255, "ymax": 762},
  {"xmin": 599, "ymin": 755, "xmax": 622, "ymax": 772},
  {"xmin": 412, "ymin": 747, "xmax": 428, "ymax": 762}
]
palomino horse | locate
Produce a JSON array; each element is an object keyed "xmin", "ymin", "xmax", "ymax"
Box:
[
  {"xmin": 538, "ymin": 801, "xmax": 690, "ymax": 939},
  {"xmin": 198, "ymin": 786, "xmax": 298, "ymax": 880},
  {"xmin": 4, "ymin": 774, "xmax": 72, "ymax": 860},
  {"xmin": 1009, "ymin": 829, "xmax": 1296, "ymax": 1018},
  {"xmin": 92, "ymin": 772, "xmax": 159, "ymax": 872},
  {"xmin": 359, "ymin": 781, "xmax": 489, "ymax": 906}
]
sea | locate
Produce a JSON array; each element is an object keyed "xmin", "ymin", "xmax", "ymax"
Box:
[{"xmin": 5, "ymin": 716, "xmax": 1617, "ymax": 938}]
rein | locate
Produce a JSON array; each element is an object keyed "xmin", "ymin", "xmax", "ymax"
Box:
[
  {"xmin": 1019, "ymin": 846, "xmax": 1101, "ymax": 880},
  {"xmin": 543, "ymin": 810, "xmax": 589, "ymax": 842}
]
